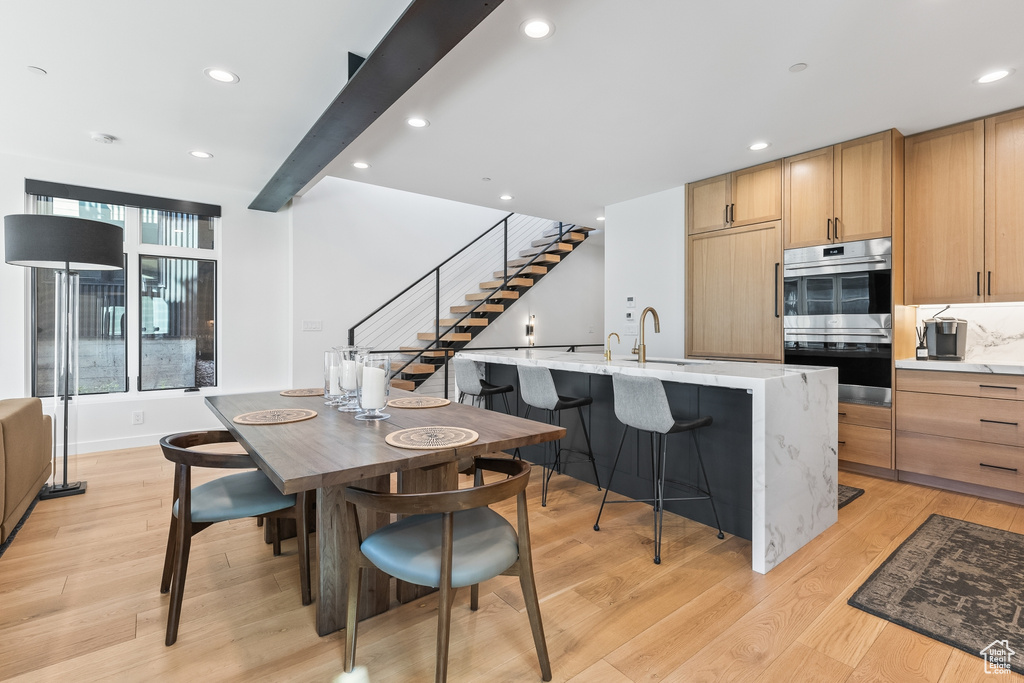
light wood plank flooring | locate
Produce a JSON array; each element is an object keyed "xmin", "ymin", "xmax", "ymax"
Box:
[{"xmin": 1, "ymin": 445, "xmax": 1021, "ymax": 682}]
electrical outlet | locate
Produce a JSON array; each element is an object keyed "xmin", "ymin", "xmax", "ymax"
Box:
[
  {"xmin": 132, "ymin": 411, "xmax": 144, "ymax": 425},
  {"xmin": 625, "ymin": 323, "xmax": 638, "ymax": 335},
  {"xmin": 301, "ymin": 320, "xmax": 323, "ymax": 332}
]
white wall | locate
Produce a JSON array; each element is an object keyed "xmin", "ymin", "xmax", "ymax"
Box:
[
  {"xmin": 0, "ymin": 150, "xmax": 292, "ymax": 452},
  {"xmin": 603, "ymin": 186, "xmax": 686, "ymax": 358}
]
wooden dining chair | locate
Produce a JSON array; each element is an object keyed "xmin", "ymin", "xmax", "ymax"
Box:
[
  {"xmin": 159, "ymin": 430, "xmax": 313, "ymax": 646},
  {"xmin": 342, "ymin": 457, "xmax": 551, "ymax": 682}
]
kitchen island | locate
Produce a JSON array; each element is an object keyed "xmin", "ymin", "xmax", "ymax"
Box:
[{"xmin": 457, "ymin": 349, "xmax": 838, "ymax": 573}]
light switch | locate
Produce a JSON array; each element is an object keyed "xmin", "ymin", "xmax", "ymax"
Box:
[{"xmin": 301, "ymin": 320, "xmax": 323, "ymax": 332}]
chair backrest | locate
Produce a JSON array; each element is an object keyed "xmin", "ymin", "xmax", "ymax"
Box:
[
  {"xmin": 612, "ymin": 373, "xmax": 676, "ymax": 434},
  {"xmin": 517, "ymin": 365, "xmax": 559, "ymax": 411},
  {"xmin": 346, "ymin": 457, "xmax": 530, "ymax": 516},
  {"xmin": 159, "ymin": 430, "xmax": 255, "ymax": 469},
  {"xmin": 453, "ymin": 357, "xmax": 484, "ymax": 396}
]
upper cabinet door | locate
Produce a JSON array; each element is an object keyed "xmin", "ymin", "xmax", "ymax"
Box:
[
  {"xmin": 905, "ymin": 120, "xmax": 985, "ymax": 304},
  {"xmin": 985, "ymin": 109, "xmax": 1024, "ymax": 302},
  {"xmin": 687, "ymin": 174, "xmax": 731, "ymax": 234},
  {"xmin": 835, "ymin": 131, "xmax": 893, "ymax": 243},
  {"xmin": 731, "ymin": 161, "xmax": 782, "ymax": 228},
  {"xmin": 783, "ymin": 146, "xmax": 834, "ymax": 248}
]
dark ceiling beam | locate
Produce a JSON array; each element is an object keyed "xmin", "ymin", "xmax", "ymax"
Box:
[{"xmin": 249, "ymin": 0, "xmax": 504, "ymax": 213}]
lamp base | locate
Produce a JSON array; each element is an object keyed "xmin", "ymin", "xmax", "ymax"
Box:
[{"xmin": 39, "ymin": 481, "xmax": 87, "ymax": 500}]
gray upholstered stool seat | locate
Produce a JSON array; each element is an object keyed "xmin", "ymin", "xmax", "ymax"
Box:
[
  {"xmin": 454, "ymin": 357, "xmax": 514, "ymax": 413},
  {"xmin": 594, "ymin": 373, "xmax": 723, "ymax": 564},
  {"xmin": 361, "ymin": 507, "xmax": 519, "ymax": 588},
  {"xmin": 172, "ymin": 469, "xmax": 296, "ymax": 523},
  {"xmin": 516, "ymin": 364, "xmax": 601, "ymax": 506}
]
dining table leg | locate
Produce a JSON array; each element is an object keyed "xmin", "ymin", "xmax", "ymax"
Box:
[{"xmin": 316, "ymin": 475, "xmax": 390, "ymax": 636}]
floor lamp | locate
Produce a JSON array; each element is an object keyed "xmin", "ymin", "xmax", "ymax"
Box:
[{"xmin": 4, "ymin": 214, "xmax": 123, "ymax": 499}]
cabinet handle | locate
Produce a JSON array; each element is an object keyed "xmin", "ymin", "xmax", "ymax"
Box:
[
  {"xmin": 988, "ymin": 271, "xmax": 992, "ymax": 296},
  {"xmin": 980, "ymin": 418, "xmax": 1019, "ymax": 426},
  {"xmin": 979, "ymin": 384, "xmax": 1018, "ymax": 391},
  {"xmin": 725, "ymin": 205, "xmax": 729, "ymax": 225},
  {"xmin": 774, "ymin": 263, "xmax": 780, "ymax": 318},
  {"xmin": 837, "ymin": 412, "xmax": 847, "ymax": 416},
  {"xmin": 827, "ymin": 218, "xmax": 832, "ymax": 241},
  {"xmin": 977, "ymin": 272, "xmax": 981, "ymax": 296},
  {"xmin": 838, "ymin": 441, "xmax": 846, "ymax": 446},
  {"xmin": 980, "ymin": 462, "xmax": 1018, "ymax": 473},
  {"xmin": 730, "ymin": 203, "xmax": 735, "ymax": 223},
  {"xmin": 834, "ymin": 216, "xmax": 839, "ymax": 240}
]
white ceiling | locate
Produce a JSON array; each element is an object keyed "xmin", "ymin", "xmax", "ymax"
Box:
[{"xmin": 3, "ymin": 1, "xmax": 1023, "ymax": 227}]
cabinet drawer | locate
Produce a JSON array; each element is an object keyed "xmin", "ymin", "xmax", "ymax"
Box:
[
  {"xmin": 896, "ymin": 431, "xmax": 1024, "ymax": 493},
  {"xmin": 838, "ymin": 423, "xmax": 891, "ymax": 468},
  {"xmin": 838, "ymin": 402, "xmax": 890, "ymax": 429},
  {"xmin": 897, "ymin": 369, "xmax": 1024, "ymax": 400},
  {"xmin": 897, "ymin": 391, "xmax": 1024, "ymax": 447}
]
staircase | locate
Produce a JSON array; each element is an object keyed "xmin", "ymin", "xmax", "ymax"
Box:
[{"xmin": 348, "ymin": 215, "xmax": 594, "ymax": 393}]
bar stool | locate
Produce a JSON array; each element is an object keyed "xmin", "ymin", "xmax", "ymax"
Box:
[
  {"xmin": 453, "ymin": 357, "xmax": 513, "ymax": 414},
  {"xmin": 594, "ymin": 373, "xmax": 723, "ymax": 564},
  {"xmin": 516, "ymin": 364, "xmax": 601, "ymax": 506}
]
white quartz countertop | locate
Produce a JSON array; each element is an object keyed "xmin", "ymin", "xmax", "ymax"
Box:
[
  {"xmin": 458, "ymin": 349, "xmax": 836, "ymax": 392},
  {"xmin": 896, "ymin": 359, "xmax": 1024, "ymax": 375}
]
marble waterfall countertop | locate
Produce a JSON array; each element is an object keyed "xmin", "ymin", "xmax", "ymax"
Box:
[
  {"xmin": 458, "ymin": 349, "xmax": 839, "ymax": 573},
  {"xmin": 896, "ymin": 359, "xmax": 1024, "ymax": 375}
]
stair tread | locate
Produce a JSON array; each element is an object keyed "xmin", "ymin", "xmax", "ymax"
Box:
[
  {"xmin": 542, "ymin": 225, "xmax": 594, "ymax": 238},
  {"xmin": 507, "ymin": 254, "xmax": 559, "ymax": 267},
  {"xmin": 532, "ymin": 233, "xmax": 583, "ymax": 246},
  {"xmin": 479, "ymin": 278, "xmax": 533, "ymax": 289},
  {"xmin": 437, "ymin": 318, "xmax": 488, "ymax": 327},
  {"xmin": 390, "ymin": 378, "xmax": 417, "ymax": 391},
  {"xmin": 417, "ymin": 331, "xmax": 473, "ymax": 341},
  {"xmin": 391, "ymin": 362, "xmax": 437, "ymax": 374},
  {"xmin": 451, "ymin": 303, "xmax": 503, "ymax": 313},
  {"xmin": 494, "ymin": 265, "xmax": 547, "ymax": 278},
  {"xmin": 465, "ymin": 290, "xmax": 519, "ymax": 301},
  {"xmin": 399, "ymin": 347, "xmax": 454, "ymax": 358},
  {"xmin": 519, "ymin": 243, "xmax": 572, "ymax": 257}
]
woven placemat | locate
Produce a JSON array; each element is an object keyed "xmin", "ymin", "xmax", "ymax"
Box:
[
  {"xmin": 233, "ymin": 408, "xmax": 318, "ymax": 425},
  {"xmin": 280, "ymin": 388, "xmax": 324, "ymax": 397},
  {"xmin": 385, "ymin": 426, "xmax": 479, "ymax": 450},
  {"xmin": 387, "ymin": 396, "xmax": 451, "ymax": 409}
]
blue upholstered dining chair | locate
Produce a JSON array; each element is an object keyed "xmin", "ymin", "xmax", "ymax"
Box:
[
  {"xmin": 159, "ymin": 430, "xmax": 312, "ymax": 646},
  {"xmin": 342, "ymin": 457, "xmax": 551, "ymax": 682},
  {"xmin": 594, "ymin": 373, "xmax": 724, "ymax": 564}
]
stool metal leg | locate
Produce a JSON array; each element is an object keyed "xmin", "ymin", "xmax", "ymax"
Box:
[
  {"xmin": 576, "ymin": 406, "xmax": 601, "ymax": 491},
  {"xmin": 654, "ymin": 433, "xmax": 670, "ymax": 564},
  {"xmin": 594, "ymin": 426, "xmax": 630, "ymax": 531},
  {"xmin": 693, "ymin": 431, "xmax": 725, "ymax": 539}
]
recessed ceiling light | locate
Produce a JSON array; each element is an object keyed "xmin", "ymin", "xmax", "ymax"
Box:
[
  {"xmin": 788, "ymin": 63, "xmax": 807, "ymax": 73},
  {"xmin": 26, "ymin": 65, "xmax": 48, "ymax": 76},
  {"xmin": 749, "ymin": 141, "xmax": 770, "ymax": 151},
  {"xmin": 189, "ymin": 150, "xmax": 213, "ymax": 159},
  {"xmin": 352, "ymin": 161, "xmax": 370, "ymax": 169},
  {"xmin": 596, "ymin": 216, "xmax": 605, "ymax": 222},
  {"xmin": 977, "ymin": 69, "xmax": 1012, "ymax": 84},
  {"xmin": 406, "ymin": 117, "xmax": 429, "ymax": 128},
  {"xmin": 204, "ymin": 67, "xmax": 239, "ymax": 84},
  {"xmin": 90, "ymin": 133, "xmax": 115, "ymax": 144},
  {"xmin": 522, "ymin": 19, "xmax": 553, "ymax": 38},
  {"xmin": 500, "ymin": 194, "xmax": 514, "ymax": 201}
]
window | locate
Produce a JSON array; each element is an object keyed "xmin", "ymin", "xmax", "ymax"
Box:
[{"xmin": 27, "ymin": 181, "xmax": 221, "ymax": 396}]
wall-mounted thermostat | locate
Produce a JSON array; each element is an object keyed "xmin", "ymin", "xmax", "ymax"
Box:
[{"xmin": 626, "ymin": 296, "xmax": 636, "ymax": 308}]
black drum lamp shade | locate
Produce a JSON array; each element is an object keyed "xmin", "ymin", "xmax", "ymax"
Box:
[{"xmin": 4, "ymin": 214, "xmax": 123, "ymax": 270}]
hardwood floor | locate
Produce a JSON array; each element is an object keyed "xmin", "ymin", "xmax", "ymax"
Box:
[{"xmin": 1, "ymin": 445, "xmax": 1021, "ymax": 682}]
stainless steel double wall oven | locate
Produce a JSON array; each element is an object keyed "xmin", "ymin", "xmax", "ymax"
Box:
[{"xmin": 783, "ymin": 237, "xmax": 892, "ymax": 406}]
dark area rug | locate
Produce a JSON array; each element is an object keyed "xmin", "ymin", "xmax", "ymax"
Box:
[
  {"xmin": 838, "ymin": 484, "xmax": 864, "ymax": 509},
  {"xmin": 0, "ymin": 496, "xmax": 39, "ymax": 560},
  {"xmin": 849, "ymin": 514, "xmax": 1024, "ymax": 675}
]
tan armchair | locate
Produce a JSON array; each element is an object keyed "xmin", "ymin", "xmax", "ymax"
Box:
[{"xmin": 1, "ymin": 398, "xmax": 52, "ymax": 543}]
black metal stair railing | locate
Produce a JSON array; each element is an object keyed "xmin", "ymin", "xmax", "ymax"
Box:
[{"xmin": 347, "ymin": 213, "xmax": 584, "ymax": 396}]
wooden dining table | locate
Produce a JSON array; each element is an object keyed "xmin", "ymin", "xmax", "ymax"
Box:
[{"xmin": 205, "ymin": 389, "xmax": 564, "ymax": 636}]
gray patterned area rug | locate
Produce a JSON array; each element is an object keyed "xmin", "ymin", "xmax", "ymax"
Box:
[
  {"xmin": 838, "ymin": 484, "xmax": 864, "ymax": 509},
  {"xmin": 849, "ymin": 514, "xmax": 1024, "ymax": 674}
]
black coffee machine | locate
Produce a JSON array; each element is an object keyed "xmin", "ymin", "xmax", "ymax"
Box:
[{"xmin": 925, "ymin": 317, "xmax": 967, "ymax": 361}]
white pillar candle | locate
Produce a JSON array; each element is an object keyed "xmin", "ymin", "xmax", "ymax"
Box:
[
  {"xmin": 341, "ymin": 360, "xmax": 358, "ymax": 391},
  {"xmin": 360, "ymin": 366, "xmax": 387, "ymax": 409},
  {"xmin": 329, "ymin": 364, "xmax": 342, "ymax": 394}
]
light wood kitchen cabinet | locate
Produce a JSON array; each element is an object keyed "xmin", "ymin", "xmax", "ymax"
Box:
[
  {"xmin": 985, "ymin": 108, "xmax": 1024, "ymax": 302},
  {"xmin": 896, "ymin": 369, "xmax": 1024, "ymax": 497},
  {"xmin": 686, "ymin": 221, "xmax": 782, "ymax": 361},
  {"xmin": 687, "ymin": 161, "xmax": 781, "ymax": 235},
  {"xmin": 904, "ymin": 120, "xmax": 986, "ymax": 304},
  {"xmin": 783, "ymin": 130, "xmax": 902, "ymax": 249},
  {"xmin": 838, "ymin": 401, "xmax": 892, "ymax": 469}
]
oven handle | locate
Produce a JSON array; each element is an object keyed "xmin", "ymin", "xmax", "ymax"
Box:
[
  {"xmin": 783, "ymin": 257, "xmax": 890, "ymax": 271},
  {"xmin": 784, "ymin": 331, "xmax": 892, "ymax": 338}
]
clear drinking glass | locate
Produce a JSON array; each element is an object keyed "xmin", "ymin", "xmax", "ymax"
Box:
[
  {"xmin": 355, "ymin": 353, "xmax": 391, "ymax": 421},
  {"xmin": 324, "ymin": 349, "xmax": 344, "ymax": 405},
  {"xmin": 335, "ymin": 345, "xmax": 366, "ymax": 412}
]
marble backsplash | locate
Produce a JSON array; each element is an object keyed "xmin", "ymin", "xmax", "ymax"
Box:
[{"xmin": 916, "ymin": 303, "xmax": 1024, "ymax": 362}]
